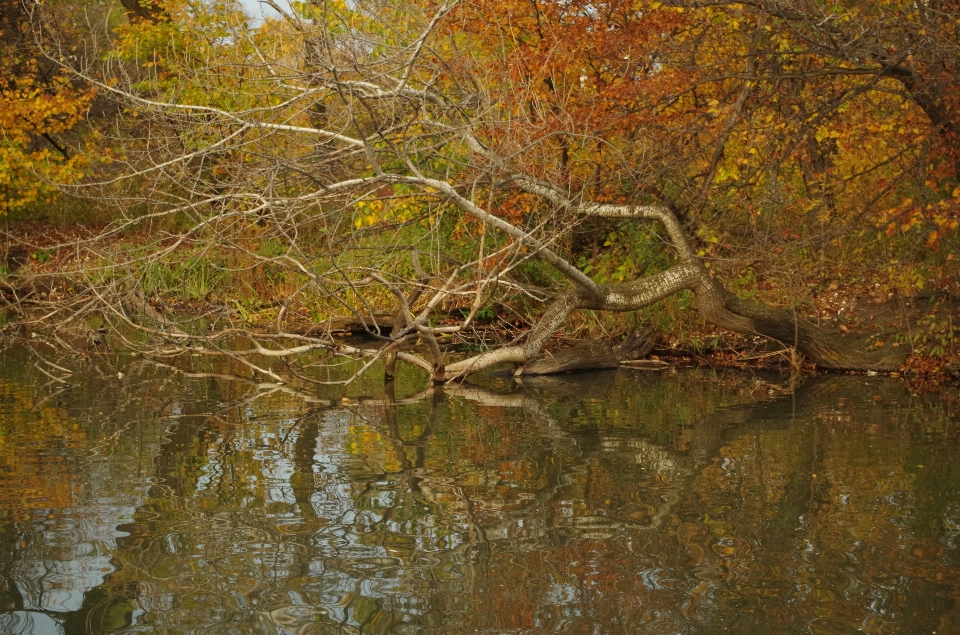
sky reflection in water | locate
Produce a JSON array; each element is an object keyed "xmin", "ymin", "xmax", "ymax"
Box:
[{"xmin": 0, "ymin": 347, "xmax": 958, "ymax": 634}]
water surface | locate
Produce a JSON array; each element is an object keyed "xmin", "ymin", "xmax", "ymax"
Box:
[{"xmin": 0, "ymin": 346, "xmax": 958, "ymax": 634}]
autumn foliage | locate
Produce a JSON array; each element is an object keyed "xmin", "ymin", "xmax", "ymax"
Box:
[
  {"xmin": 2, "ymin": 0, "xmax": 958, "ymax": 373},
  {"xmin": 0, "ymin": 0, "xmax": 94, "ymax": 215},
  {"xmin": 445, "ymin": 0, "xmax": 959, "ymax": 296}
]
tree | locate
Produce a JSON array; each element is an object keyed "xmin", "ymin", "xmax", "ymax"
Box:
[
  {"xmin": 0, "ymin": 0, "xmax": 96, "ymax": 215},
  {"xmin": 34, "ymin": 0, "xmax": 946, "ymax": 384},
  {"xmin": 456, "ymin": 0, "xmax": 959, "ymax": 290},
  {"xmin": 681, "ymin": 0, "xmax": 960, "ymax": 280}
]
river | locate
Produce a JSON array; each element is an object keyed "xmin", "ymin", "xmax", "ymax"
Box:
[{"xmin": 0, "ymin": 344, "xmax": 958, "ymax": 634}]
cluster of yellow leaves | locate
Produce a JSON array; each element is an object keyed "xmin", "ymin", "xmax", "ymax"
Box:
[
  {"xmin": 354, "ymin": 196, "xmax": 424, "ymax": 229},
  {"xmin": 0, "ymin": 63, "xmax": 93, "ymax": 214}
]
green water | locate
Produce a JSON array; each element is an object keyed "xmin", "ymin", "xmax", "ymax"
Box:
[{"xmin": 0, "ymin": 345, "xmax": 958, "ymax": 634}]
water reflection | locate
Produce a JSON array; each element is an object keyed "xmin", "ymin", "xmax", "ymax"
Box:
[
  {"xmin": 0, "ymin": 347, "xmax": 958, "ymax": 634},
  {"xmin": 12, "ymin": 499, "xmax": 134, "ymax": 612}
]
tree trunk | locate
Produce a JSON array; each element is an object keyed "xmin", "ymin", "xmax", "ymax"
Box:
[
  {"xmin": 442, "ymin": 252, "xmax": 905, "ymax": 382},
  {"xmin": 674, "ymin": 271, "xmax": 905, "ymax": 371}
]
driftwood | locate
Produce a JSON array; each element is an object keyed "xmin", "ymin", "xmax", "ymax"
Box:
[
  {"xmin": 517, "ymin": 326, "xmax": 660, "ymax": 376},
  {"xmin": 520, "ymin": 339, "xmax": 620, "ymax": 375},
  {"xmin": 613, "ymin": 325, "xmax": 659, "ymax": 361}
]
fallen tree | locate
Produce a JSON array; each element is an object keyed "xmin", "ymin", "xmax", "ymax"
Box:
[{"xmin": 20, "ymin": 0, "xmax": 910, "ymax": 384}]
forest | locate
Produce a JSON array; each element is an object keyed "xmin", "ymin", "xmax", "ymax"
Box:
[{"xmin": 1, "ymin": 0, "xmax": 958, "ymax": 384}]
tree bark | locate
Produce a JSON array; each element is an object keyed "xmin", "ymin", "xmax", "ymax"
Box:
[
  {"xmin": 520, "ymin": 339, "xmax": 619, "ymax": 375},
  {"xmin": 697, "ymin": 283, "xmax": 905, "ymax": 371}
]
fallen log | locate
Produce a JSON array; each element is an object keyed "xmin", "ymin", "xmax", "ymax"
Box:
[
  {"xmin": 613, "ymin": 325, "xmax": 658, "ymax": 361},
  {"xmin": 517, "ymin": 326, "xmax": 661, "ymax": 376},
  {"xmin": 520, "ymin": 339, "xmax": 620, "ymax": 375}
]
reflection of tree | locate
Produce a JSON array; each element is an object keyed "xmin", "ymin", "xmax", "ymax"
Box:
[
  {"xmin": 0, "ymin": 350, "xmax": 168, "ymax": 634},
  {"xmin": 272, "ymin": 373, "xmax": 768, "ymax": 632},
  {"xmin": 87, "ymin": 368, "xmax": 750, "ymax": 633},
  {"xmin": 285, "ymin": 375, "xmax": 960, "ymax": 634},
  {"xmin": 4, "ymin": 354, "xmax": 959, "ymax": 634},
  {"xmin": 663, "ymin": 376, "xmax": 960, "ymax": 633}
]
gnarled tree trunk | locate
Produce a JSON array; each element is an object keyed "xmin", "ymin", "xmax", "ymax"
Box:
[
  {"xmin": 701, "ymin": 287, "xmax": 904, "ymax": 372},
  {"xmin": 439, "ymin": 196, "xmax": 906, "ymax": 381}
]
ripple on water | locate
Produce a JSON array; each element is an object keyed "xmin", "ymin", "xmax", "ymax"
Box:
[{"xmin": 2, "ymin": 358, "xmax": 959, "ymax": 635}]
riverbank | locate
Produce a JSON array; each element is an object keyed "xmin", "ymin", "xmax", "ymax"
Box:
[{"xmin": 1, "ymin": 223, "xmax": 957, "ymax": 383}]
